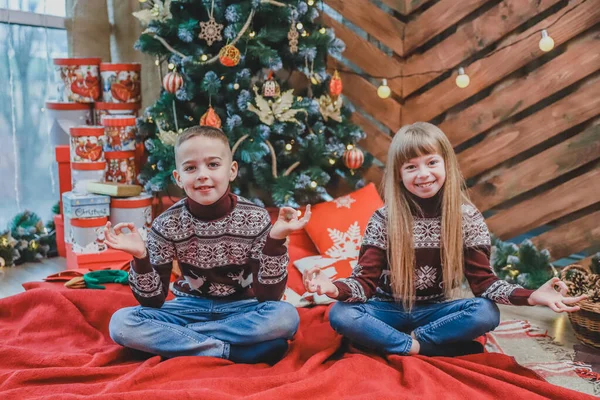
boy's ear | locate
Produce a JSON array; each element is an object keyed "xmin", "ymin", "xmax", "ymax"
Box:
[
  {"xmin": 172, "ymin": 169, "xmax": 183, "ymax": 188},
  {"xmin": 229, "ymin": 161, "xmax": 238, "ymax": 182}
]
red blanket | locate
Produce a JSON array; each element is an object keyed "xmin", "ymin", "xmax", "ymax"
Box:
[{"xmin": 0, "ymin": 285, "xmax": 592, "ymax": 399}]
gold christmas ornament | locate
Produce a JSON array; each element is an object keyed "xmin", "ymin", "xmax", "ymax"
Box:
[
  {"xmin": 247, "ymin": 87, "xmax": 305, "ymax": 125},
  {"xmin": 319, "ymin": 94, "xmax": 343, "ymax": 122},
  {"xmin": 157, "ymin": 127, "xmax": 178, "ymax": 146},
  {"xmin": 133, "ymin": 0, "xmax": 172, "ymax": 25},
  {"xmin": 288, "ymin": 17, "xmax": 299, "ymax": 54},
  {"xmin": 219, "ymin": 44, "xmax": 241, "ymax": 67}
]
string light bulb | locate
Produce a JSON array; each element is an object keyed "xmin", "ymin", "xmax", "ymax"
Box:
[
  {"xmin": 285, "ymin": 143, "xmax": 293, "ymax": 151},
  {"xmin": 329, "ymin": 159, "xmax": 336, "ymax": 165},
  {"xmin": 319, "ymin": 27, "xmax": 326, "ymax": 34},
  {"xmin": 455, "ymin": 67, "xmax": 470, "ymax": 89},
  {"xmin": 167, "ymin": 63, "xmax": 175, "ymax": 70},
  {"xmin": 249, "ymin": 31, "xmax": 256, "ymax": 38},
  {"xmin": 155, "ymin": 59, "xmax": 160, "ymax": 66},
  {"xmin": 310, "ymin": 181, "xmax": 318, "ymax": 188},
  {"xmin": 377, "ymin": 79, "xmax": 391, "ymax": 99},
  {"xmin": 233, "ymin": 83, "xmax": 240, "ymax": 90},
  {"xmin": 307, "ymin": 0, "xmax": 315, "ymax": 5},
  {"xmin": 296, "ymin": 22, "xmax": 303, "ymax": 30},
  {"xmin": 346, "ymin": 144, "xmax": 354, "ymax": 150},
  {"xmin": 539, "ymin": 30, "xmax": 555, "ymax": 52},
  {"xmin": 301, "ymin": 31, "xmax": 309, "ymax": 37},
  {"xmin": 200, "ymin": 54, "xmax": 208, "ymax": 61}
]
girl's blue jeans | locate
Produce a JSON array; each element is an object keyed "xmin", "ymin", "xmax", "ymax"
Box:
[
  {"xmin": 328, "ymin": 297, "xmax": 500, "ymax": 355},
  {"xmin": 109, "ymin": 296, "xmax": 299, "ymax": 360}
]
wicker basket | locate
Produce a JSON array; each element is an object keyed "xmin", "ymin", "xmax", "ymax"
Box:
[{"xmin": 560, "ymin": 264, "xmax": 600, "ymax": 349}]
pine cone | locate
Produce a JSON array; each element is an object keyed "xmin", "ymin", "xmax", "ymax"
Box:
[{"xmin": 587, "ymin": 288, "xmax": 600, "ymax": 303}]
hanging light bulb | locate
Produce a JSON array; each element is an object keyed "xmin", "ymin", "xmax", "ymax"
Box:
[
  {"xmin": 377, "ymin": 79, "xmax": 391, "ymax": 99},
  {"xmin": 455, "ymin": 67, "xmax": 470, "ymax": 88},
  {"xmin": 539, "ymin": 29, "xmax": 555, "ymax": 52}
]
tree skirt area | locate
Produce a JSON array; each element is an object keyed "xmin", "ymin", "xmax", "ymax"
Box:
[{"xmin": 486, "ymin": 319, "xmax": 600, "ymax": 396}]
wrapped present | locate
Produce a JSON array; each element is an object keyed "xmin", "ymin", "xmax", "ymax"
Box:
[
  {"xmin": 94, "ymin": 102, "xmax": 139, "ymax": 125},
  {"xmin": 53, "ymin": 57, "xmax": 101, "ymax": 103},
  {"xmin": 71, "ymin": 161, "xmax": 107, "ymax": 194},
  {"xmin": 100, "ymin": 63, "xmax": 141, "ymax": 103},
  {"xmin": 70, "ymin": 126, "xmax": 105, "ymax": 163},
  {"xmin": 55, "ymin": 145, "xmax": 72, "ymax": 215},
  {"xmin": 70, "ymin": 216, "xmax": 107, "ymax": 254},
  {"xmin": 105, "ymin": 151, "xmax": 136, "ymax": 184},
  {"xmin": 101, "ymin": 115, "xmax": 137, "ymax": 151},
  {"xmin": 62, "ymin": 191, "xmax": 110, "ymax": 245},
  {"xmin": 110, "ymin": 193, "xmax": 153, "ymax": 241},
  {"xmin": 86, "ymin": 182, "xmax": 142, "ymax": 197},
  {"xmin": 46, "ymin": 102, "xmax": 92, "ymax": 146}
]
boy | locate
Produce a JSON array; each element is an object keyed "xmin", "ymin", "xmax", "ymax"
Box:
[{"xmin": 105, "ymin": 126, "xmax": 311, "ymax": 364}]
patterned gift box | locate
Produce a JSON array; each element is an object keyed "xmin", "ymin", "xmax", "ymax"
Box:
[{"xmin": 62, "ymin": 191, "xmax": 110, "ymax": 219}]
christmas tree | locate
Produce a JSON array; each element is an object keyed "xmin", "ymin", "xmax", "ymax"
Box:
[{"xmin": 133, "ymin": 0, "xmax": 371, "ymax": 207}]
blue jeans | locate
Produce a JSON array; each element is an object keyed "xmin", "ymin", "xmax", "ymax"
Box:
[
  {"xmin": 109, "ymin": 297, "xmax": 300, "ymax": 361},
  {"xmin": 329, "ymin": 297, "xmax": 500, "ymax": 355}
]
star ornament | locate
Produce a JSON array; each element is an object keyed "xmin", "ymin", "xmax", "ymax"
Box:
[{"xmin": 199, "ymin": 17, "xmax": 223, "ymax": 46}]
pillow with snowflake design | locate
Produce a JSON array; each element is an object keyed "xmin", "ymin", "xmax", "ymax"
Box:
[{"xmin": 304, "ymin": 183, "xmax": 384, "ymax": 259}]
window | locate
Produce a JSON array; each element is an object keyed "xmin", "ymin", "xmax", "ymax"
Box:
[{"xmin": 0, "ymin": 0, "xmax": 67, "ymax": 228}]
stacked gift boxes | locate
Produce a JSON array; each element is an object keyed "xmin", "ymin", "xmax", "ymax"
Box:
[{"xmin": 47, "ymin": 57, "xmax": 148, "ymax": 269}]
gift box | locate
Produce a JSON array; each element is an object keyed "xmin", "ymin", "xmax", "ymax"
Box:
[
  {"xmin": 65, "ymin": 244, "xmax": 132, "ymax": 271},
  {"xmin": 71, "ymin": 161, "xmax": 107, "ymax": 195},
  {"xmin": 70, "ymin": 216, "xmax": 107, "ymax": 254},
  {"xmin": 62, "ymin": 191, "xmax": 110, "ymax": 219},
  {"xmin": 55, "ymin": 145, "xmax": 72, "ymax": 215},
  {"xmin": 70, "ymin": 126, "xmax": 105, "ymax": 162},
  {"xmin": 101, "ymin": 115, "xmax": 137, "ymax": 152},
  {"xmin": 53, "ymin": 57, "xmax": 101, "ymax": 103},
  {"xmin": 100, "ymin": 63, "xmax": 141, "ymax": 103},
  {"xmin": 94, "ymin": 102, "xmax": 139, "ymax": 125},
  {"xmin": 46, "ymin": 101, "xmax": 92, "ymax": 147},
  {"xmin": 105, "ymin": 151, "xmax": 136, "ymax": 184},
  {"xmin": 109, "ymin": 193, "xmax": 153, "ymax": 241},
  {"xmin": 54, "ymin": 214, "xmax": 66, "ymax": 257}
]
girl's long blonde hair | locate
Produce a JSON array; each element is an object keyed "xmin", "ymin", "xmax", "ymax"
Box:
[{"xmin": 383, "ymin": 122, "xmax": 469, "ymax": 310}]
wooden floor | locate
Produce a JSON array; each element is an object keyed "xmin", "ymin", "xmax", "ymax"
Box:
[{"xmin": 0, "ymin": 258, "xmax": 581, "ymax": 349}]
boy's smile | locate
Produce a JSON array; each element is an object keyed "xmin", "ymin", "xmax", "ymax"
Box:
[{"xmin": 173, "ymin": 136, "xmax": 237, "ymax": 205}]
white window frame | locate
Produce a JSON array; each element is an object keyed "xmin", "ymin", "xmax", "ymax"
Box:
[{"xmin": 0, "ymin": 8, "xmax": 66, "ymax": 29}]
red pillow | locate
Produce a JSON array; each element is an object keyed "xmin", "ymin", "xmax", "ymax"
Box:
[{"xmin": 304, "ymin": 183, "xmax": 384, "ymax": 258}]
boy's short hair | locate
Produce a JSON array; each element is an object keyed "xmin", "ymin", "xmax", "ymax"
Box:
[{"xmin": 174, "ymin": 126, "xmax": 231, "ymax": 166}]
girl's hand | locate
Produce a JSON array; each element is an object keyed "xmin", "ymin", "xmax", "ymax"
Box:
[
  {"xmin": 528, "ymin": 277, "xmax": 587, "ymax": 312},
  {"xmin": 303, "ymin": 266, "xmax": 339, "ymax": 298},
  {"xmin": 269, "ymin": 205, "xmax": 312, "ymax": 240},
  {"xmin": 103, "ymin": 221, "xmax": 146, "ymax": 259}
]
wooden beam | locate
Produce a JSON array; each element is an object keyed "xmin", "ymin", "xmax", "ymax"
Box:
[
  {"xmin": 353, "ymin": 112, "xmax": 393, "ymax": 164},
  {"xmin": 403, "ymin": 0, "xmax": 562, "ymax": 98},
  {"xmin": 322, "ymin": 13, "xmax": 403, "ymax": 97},
  {"xmin": 378, "ymin": 0, "xmax": 406, "ymax": 14},
  {"xmin": 403, "ymin": 0, "xmax": 492, "ymax": 54},
  {"xmin": 532, "ymin": 209, "xmax": 600, "ymax": 261},
  {"xmin": 403, "ymin": 0, "xmax": 600, "ymax": 124},
  {"xmin": 328, "ymin": 58, "xmax": 402, "ymax": 132},
  {"xmin": 325, "ymin": 0, "xmax": 404, "ymax": 56},
  {"xmin": 458, "ymin": 75, "xmax": 600, "ymax": 179},
  {"xmin": 469, "ymin": 122, "xmax": 600, "ymax": 212},
  {"xmin": 486, "ymin": 167, "xmax": 600, "ymax": 240},
  {"xmin": 442, "ymin": 29, "xmax": 600, "ymax": 147},
  {"xmin": 402, "ymin": 0, "xmax": 434, "ymax": 15},
  {"xmin": 576, "ymin": 254, "xmax": 597, "ymax": 268}
]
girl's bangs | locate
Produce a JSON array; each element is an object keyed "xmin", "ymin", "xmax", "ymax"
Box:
[{"xmin": 396, "ymin": 131, "xmax": 441, "ymax": 163}]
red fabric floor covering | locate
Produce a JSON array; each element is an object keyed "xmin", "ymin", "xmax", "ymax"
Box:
[{"xmin": 0, "ymin": 285, "xmax": 593, "ymax": 399}]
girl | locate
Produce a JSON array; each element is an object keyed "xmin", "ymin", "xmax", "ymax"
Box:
[{"xmin": 304, "ymin": 122, "xmax": 586, "ymax": 357}]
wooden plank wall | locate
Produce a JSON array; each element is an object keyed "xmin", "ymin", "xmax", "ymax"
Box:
[{"xmin": 323, "ymin": 0, "xmax": 600, "ymax": 266}]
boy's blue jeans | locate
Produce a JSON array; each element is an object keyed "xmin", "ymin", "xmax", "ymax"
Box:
[
  {"xmin": 109, "ymin": 296, "xmax": 299, "ymax": 360},
  {"xmin": 328, "ymin": 297, "xmax": 500, "ymax": 355}
]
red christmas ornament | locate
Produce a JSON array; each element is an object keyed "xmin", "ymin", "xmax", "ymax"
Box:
[
  {"xmin": 200, "ymin": 106, "xmax": 222, "ymax": 128},
  {"xmin": 162, "ymin": 71, "xmax": 183, "ymax": 94},
  {"xmin": 218, "ymin": 44, "xmax": 241, "ymax": 67},
  {"xmin": 343, "ymin": 147, "xmax": 364, "ymax": 170},
  {"xmin": 329, "ymin": 70, "xmax": 343, "ymax": 99}
]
